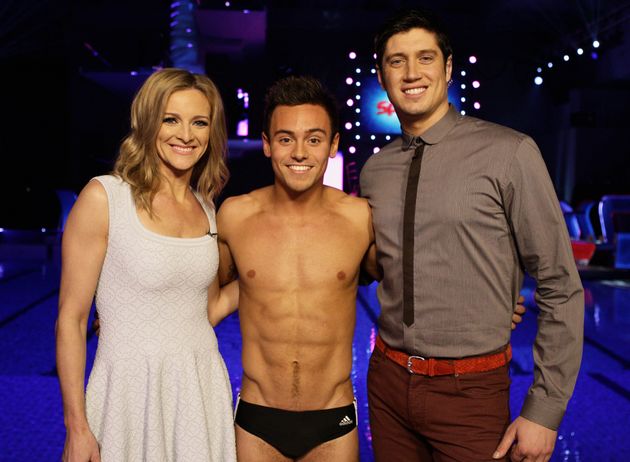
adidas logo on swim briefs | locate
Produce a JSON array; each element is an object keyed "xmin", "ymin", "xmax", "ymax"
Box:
[{"xmin": 338, "ymin": 415, "xmax": 354, "ymax": 426}]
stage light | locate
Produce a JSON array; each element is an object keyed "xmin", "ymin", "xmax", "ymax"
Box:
[
  {"xmin": 41, "ymin": 228, "xmax": 46, "ymax": 233},
  {"xmin": 346, "ymin": 77, "xmax": 353, "ymax": 85},
  {"xmin": 355, "ymin": 82, "xmax": 361, "ymax": 87},
  {"xmin": 534, "ymin": 76, "xmax": 543, "ymax": 85},
  {"xmin": 373, "ymin": 147, "xmax": 380, "ymax": 153},
  {"xmin": 371, "ymin": 69, "xmax": 376, "ymax": 74},
  {"xmin": 355, "ymin": 108, "xmax": 361, "ymax": 113},
  {"xmin": 225, "ymin": 1, "xmax": 230, "ymax": 6},
  {"xmin": 577, "ymin": 48, "xmax": 584, "ymax": 55},
  {"xmin": 355, "ymin": 134, "xmax": 361, "ymax": 140},
  {"xmin": 591, "ymin": 51, "xmax": 598, "ymax": 59},
  {"xmin": 468, "ymin": 56, "xmax": 477, "ymax": 64},
  {"xmin": 186, "ymin": 43, "xmax": 193, "ymax": 48},
  {"xmin": 460, "ymin": 70, "xmax": 466, "ymax": 76},
  {"xmin": 355, "ymin": 68, "xmax": 361, "ymax": 74},
  {"xmin": 355, "ymin": 121, "xmax": 361, "ymax": 127},
  {"xmin": 537, "ymin": 67, "xmax": 542, "ymax": 73},
  {"xmin": 460, "ymin": 84, "xmax": 466, "ymax": 89},
  {"xmin": 130, "ymin": 71, "xmax": 138, "ymax": 76},
  {"xmin": 593, "ymin": 40, "xmax": 600, "ymax": 48},
  {"xmin": 460, "ymin": 97, "xmax": 466, "ymax": 102},
  {"xmin": 349, "ymin": 146, "xmax": 357, "ymax": 154},
  {"xmin": 186, "ymin": 28, "xmax": 192, "ymax": 33},
  {"xmin": 355, "ymin": 95, "xmax": 361, "ymax": 100},
  {"xmin": 472, "ymin": 80, "xmax": 480, "ymax": 89},
  {"xmin": 460, "ymin": 110, "xmax": 466, "ymax": 115},
  {"xmin": 547, "ymin": 62, "xmax": 553, "ymax": 68},
  {"xmin": 0, "ymin": 228, "xmax": 4, "ymax": 233},
  {"xmin": 373, "ymin": 53, "xmax": 377, "ymax": 59},
  {"xmin": 345, "ymin": 122, "xmax": 352, "ymax": 130},
  {"xmin": 563, "ymin": 54, "xmax": 570, "ymax": 62},
  {"xmin": 349, "ymin": 52, "xmax": 357, "ymax": 59},
  {"xmin": 370, "ymin": 135, "xmax": 376, "ymax": 140},
  {"xmin": 243, "ymin": 9, "xmax": 250, "ymax": 14},
  {"xmin": 236, "ymin": 119, "xmax": 248, "ymax": 137},
  {"xmin": 473, "ymin": 102, "xmax": 481, "ymax": 110},
  {"xmin": 385, "ymin": 135, "xmax": 391, "ymax": 140},
  {"xmin": 346, "ymin": 99, "xmax": 354, "ymax": 107}
]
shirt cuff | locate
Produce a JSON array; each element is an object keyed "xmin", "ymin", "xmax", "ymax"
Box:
[{"xmin": 520, "ymin": 394, "xmax": 566, "ymax": 430}]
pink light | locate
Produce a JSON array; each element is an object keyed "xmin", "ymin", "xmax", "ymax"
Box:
[
  {"xmin": 346, "ymin": 77, "xmax": 353, "ymax": 85},
  {"xmin": 348, "ymin": 52, "xmax": 357, "ymax": 60},
  {"xmin": 346, "ymin": 99, "xmax": 354, "ymax": 107},
  {"xmin": 472, "ymin": 80, "xmax": 480, "ymax": 88},
  {"xmin": 345, "ymin": 122, "xmax": 352, "ymax": 130},
  {"xmin": 473, "ymin": 102, "xmax": 481, "ymax": 110},
  {"xmin": 237, "ymin": 119, "xmax": 249, "ymax": 137},
  {"xmin": 323, "ymin": 151, "xmax": 344, "ymax": 190},
  {"xmin": 349, "ymin": 146, "xmax": 357, "ymax": 154},
  {"xmin": 468, "ymin": 55, "xmax": 477, "ymax": 64},
  {"xmin": 373, "ymin": 147, "xmax": 380, "ymax": 153}
]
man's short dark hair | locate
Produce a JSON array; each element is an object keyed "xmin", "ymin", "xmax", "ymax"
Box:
[
  {"xmin": 374, "ymin": 8, "xmax": 453, "ymax": 69},
  {"xmin": 263, "ymin": 76, "xmax": 339, "ymax": 139}
]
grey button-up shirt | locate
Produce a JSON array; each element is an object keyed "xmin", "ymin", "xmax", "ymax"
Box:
[{"xmin": 360, "ymin": 106, "xmax": 584, "ymax": 430}]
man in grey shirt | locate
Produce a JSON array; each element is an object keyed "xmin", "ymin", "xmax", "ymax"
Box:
[{"xmin": 361, "ymin": 9, "xmax": 584, "ymax": 462}]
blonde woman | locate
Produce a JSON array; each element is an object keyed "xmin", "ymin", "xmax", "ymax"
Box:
[{"xmin": 56, "ymin": 68, "xmax": 237, "ymax": 461}]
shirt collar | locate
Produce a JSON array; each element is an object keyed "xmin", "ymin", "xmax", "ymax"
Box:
[{"xmin": 401, "ymin": 104, "xmax": 459, "ymax": 151}]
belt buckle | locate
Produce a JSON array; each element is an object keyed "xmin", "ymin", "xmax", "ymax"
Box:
[{"xmin": 407, "ymin": 355, "xmax": 425, "ymax": 374}]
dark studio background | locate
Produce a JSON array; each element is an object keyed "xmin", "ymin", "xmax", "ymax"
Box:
[{"xmin": 1, "ymin": 0, "xmax": 629, "ymax": 216}]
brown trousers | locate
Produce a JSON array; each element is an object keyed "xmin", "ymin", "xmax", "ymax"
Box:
[{"xmin": 368, "ymin": 346, "xmax": 511, "ymax": 461}]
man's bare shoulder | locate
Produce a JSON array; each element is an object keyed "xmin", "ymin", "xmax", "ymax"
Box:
[
  {"xmin": 325, "ymin": 187, "xmax": 369, "ymax": 213},
  {"xmin": 218, "ymin": 187, "xmax": 272, "ymax": 219}
]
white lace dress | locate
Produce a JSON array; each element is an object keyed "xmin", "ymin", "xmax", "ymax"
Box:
[{"xmin": 85, "ymin": 175, "xmax": 236, "ymax": 461}]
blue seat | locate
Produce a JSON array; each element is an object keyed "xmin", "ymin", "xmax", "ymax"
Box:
[
  {"xmin": 599, "ymin": 195, "xmax": 630, "ymax": 244},
  {"xmin": 560, "ymin": 201, "xmax": 581, "ymax": 240},
  {"xmin": 576, "ymin": 201, "xmax": 596, "ymax": 241}
]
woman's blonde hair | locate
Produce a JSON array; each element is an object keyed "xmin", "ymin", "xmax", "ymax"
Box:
[{"xmin": 114, "ymin": 68, "xmax": 228, "ymax": 213}]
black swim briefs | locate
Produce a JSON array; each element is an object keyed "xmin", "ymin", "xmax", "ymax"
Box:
[{"xmin": 234, "ymin": 397, "xmax": 357, "ymax": 459}]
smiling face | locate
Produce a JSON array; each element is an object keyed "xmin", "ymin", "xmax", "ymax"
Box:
[
  {"xmin": 378, "ymin": 27, "xmax": 452, "ymax": 134},
  {"xmin": 155, "ymin": 88, "xmax": 211, "ymax": 178},
  {"xmin": 263, "ymin": 104, "xmax": 339, "ymax": 196}
]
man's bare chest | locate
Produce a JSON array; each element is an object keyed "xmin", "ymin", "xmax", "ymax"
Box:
[{"xmin": 230, "ymin": 216, "xmax": 368, "ymax": 289}]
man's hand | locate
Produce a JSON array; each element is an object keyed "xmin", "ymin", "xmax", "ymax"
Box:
[
  {"xmin": 493, "ymin": 416, "xmax": 557, "ymax": 461},
  {"xmin": 91, "ymin": 310, "xmax": 100, "ymax": 336},
  {"xmin": 512, "ymin": 295, "xmax": 526, "ymax": 330}
]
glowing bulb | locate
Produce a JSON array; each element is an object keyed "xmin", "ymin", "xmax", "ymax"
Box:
[
  {"xmin": 468, "ymin": 56, "xmax": 477, "ymax": 64},
  {"xmin": 534, "ymin": 76, "xmax": 543, "ymax": 85},
  {"xmin": 472, "ymin": 80, "xmax": 480, "ymax": 89},
  {"xmin": 577, "ymin": 48, "xmax": 584, "ymax": 55},
  {"xmin": 349, "ymin": 146, "xmax": 356, "ymax": 154},
  {"xmin": 345, "ymin": 122, "xmax": 352, "ymax": 130},
  {"xmin": 346, "ymin": 99, "xmax": 354, "ymax": 107},
  {"xmin": 593, "ymin": 40, "xmax": 600, "ymax": 48},
  {"xmin": 349, "ymin": 52, "xmax": 357, "ymax": 59},
  {"xmin": 346, "ymin": 77, "xmax": 353, "ymax": 85}
]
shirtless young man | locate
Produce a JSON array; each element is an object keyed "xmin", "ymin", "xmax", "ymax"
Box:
[
  {"xmin": 217, "ymin": 76, "xmax": 373, "ymax": 462},
  {"xmin": 215, "ymin": 76, "xmax": 525, "ymax": 462}
]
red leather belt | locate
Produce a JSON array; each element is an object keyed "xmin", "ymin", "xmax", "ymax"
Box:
[{"xmin": 375, "ymin": 335, "xmax": 511, "ymax": 377}]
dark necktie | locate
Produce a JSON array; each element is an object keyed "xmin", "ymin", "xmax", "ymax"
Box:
[{"xmin": 402, "ymin": 142, "xmax": 425, "ymax": 327}]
